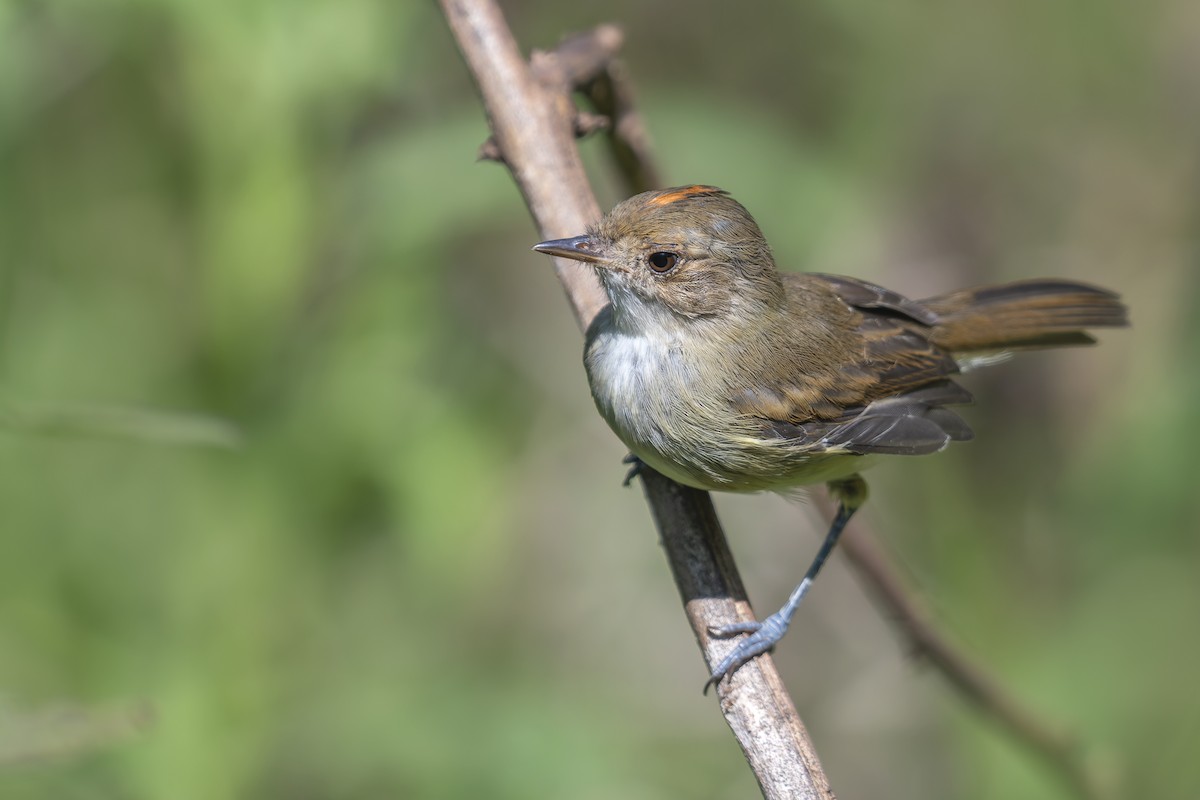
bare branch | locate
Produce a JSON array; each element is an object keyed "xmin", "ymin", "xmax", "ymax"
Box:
[
  {"xmin": 478, "ymin": 110, "xmax": 607, "ymax": 164},
  {"xmin": 529, "ymin": 24, "xmax": 624, "ymax": 88},
  {"xmin": 439, "ymin": 2, "xmax": 833, "ymax": 797},
  {"xmin": 441, "ymin": 0, "xmax": 606, "ymax": 326}
]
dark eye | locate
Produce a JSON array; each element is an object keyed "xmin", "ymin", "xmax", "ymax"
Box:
[{"xmin": 647, "ymin": 252, "xmax": 678, "ymax": 273}]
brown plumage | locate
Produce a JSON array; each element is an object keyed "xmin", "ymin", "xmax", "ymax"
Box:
[
  {"xmin": 533, "ymin": 185, "xmax": 1128, "ymax": 687},
  {"xmin": 533, "ymin": 184, "xmax": 1128, "ymax": 490},
  {"xmin": 741, "ymin": 272, "xmax": 1127, "ymax": 458}
]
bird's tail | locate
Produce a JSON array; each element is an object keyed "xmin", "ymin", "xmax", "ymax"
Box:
[{"xmin": 922, "ymin": 279, "xmax": 1129, "ymax": 354}]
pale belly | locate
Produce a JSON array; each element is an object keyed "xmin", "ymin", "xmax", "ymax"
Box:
[
  {"xmin": 629, "ymin": 442, "xmax": 873, "ymax": 494},
  {"xmin": 585, "ymin": 323, "xmax": 872, "ymax": 493}
]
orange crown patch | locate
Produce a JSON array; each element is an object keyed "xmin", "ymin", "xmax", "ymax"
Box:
[{"xmin": 647, "ymin": 185, "xmax": 727, "ymax": 207}]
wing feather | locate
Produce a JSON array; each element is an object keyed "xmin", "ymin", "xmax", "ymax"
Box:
[{"xmin": 740, "ymin": 274, "xmax": 974, "ymax": 456}]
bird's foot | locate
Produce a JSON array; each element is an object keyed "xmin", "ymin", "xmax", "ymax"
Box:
[
  {"xmin": 621, "ymin": 453, "xmax": 644, "ymax": 487},
  {"xmin": 702, "ymin": 612, "xmax": 790, "ymax": 694},
  {"xmin": 700, "ymin": 478, "xmax": 866, "ymax": 694}
]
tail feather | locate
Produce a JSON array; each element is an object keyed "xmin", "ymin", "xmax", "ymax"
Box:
[{"xmin": 922, "ymin": 279, "xmax": 1129, "ymax": 354}]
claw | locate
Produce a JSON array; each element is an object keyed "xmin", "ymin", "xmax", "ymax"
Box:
[
  {"xmin": 621, "ymin": 453, "xmax": 644, "ymax": 487},
  {"xmin": 708, "ymin": 620, "xmax": 763, "ymax": 638},
  {"xmin": 702, "ymin": 614, "xmax": 787, "ymax": 694}
]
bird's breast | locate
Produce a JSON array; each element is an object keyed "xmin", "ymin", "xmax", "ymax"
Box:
[
  {"xmin": 583, "ymin": 319, "xmax": 868, "ymax": 492},
  {"xmin": 584, "ymin": 324, "xmax": 763, "ymax": 490},
  {"xmin": 585, "ymin": 327, "xmax": 689, "ymax": 454}
]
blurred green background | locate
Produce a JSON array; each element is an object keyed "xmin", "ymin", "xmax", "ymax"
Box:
[{"xmin": 1, "ymin": 1, "xmax": 1196, "ymax": 798}]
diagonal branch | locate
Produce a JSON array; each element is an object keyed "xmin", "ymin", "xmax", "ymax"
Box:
[{"xmin": 439, "ymin": 3, "xmax": 833, "ymax": 798}]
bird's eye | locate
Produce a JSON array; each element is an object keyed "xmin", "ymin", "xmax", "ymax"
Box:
[{"xmin": 647, "ymin": 252, "xmax": 678, "ymax": 273}]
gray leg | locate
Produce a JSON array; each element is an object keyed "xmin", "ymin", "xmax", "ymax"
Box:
[{"xmin": 703, "ymin": 476, "xmax": 868, "ymax": 694}]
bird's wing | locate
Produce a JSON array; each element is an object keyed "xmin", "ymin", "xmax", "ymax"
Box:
[
  {"xmin": 755, "ymin": 379, "xmax": 974, "ymax": 455},
  {"xmin": 733, "ymin": 273, "xmax": 974, "ymax": 456},
  {"xmin": 808, "ymin": 273, "xmax": 942, "ymax": 326}
]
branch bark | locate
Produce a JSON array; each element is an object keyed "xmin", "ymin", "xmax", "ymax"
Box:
[{"xmin": 439, "ymin": 3, "xmax": 833, "ymax": 798}]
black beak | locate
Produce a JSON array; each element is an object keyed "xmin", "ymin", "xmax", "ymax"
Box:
[{"xmin": 531, "ymin": 234, "xmax": 605, "ymax": 264}]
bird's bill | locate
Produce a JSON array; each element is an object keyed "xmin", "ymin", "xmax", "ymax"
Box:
[{"xmin": 531, "ymin": 234, "xmax": 605, "ymax": 264}]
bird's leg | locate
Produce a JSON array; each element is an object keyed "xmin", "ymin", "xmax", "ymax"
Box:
[
  {"xmin": 621, "ymin": 453, "xmax": 645, "ymax": 487},
  {"xmin": 703, "ymin": 475, "xmax": 868, "ymax": 694}
]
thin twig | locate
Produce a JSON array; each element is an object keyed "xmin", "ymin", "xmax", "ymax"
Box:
[
  {"xmin": 439, "ymin": 3, "xmax": 833, "ymax": 798},
  {"xmin": 578, "ymin": 59, "xmax": 663, "ymax": 194},
  {"xmin": 528, "ymin": 24, "xmax": 624, "ymax": 87}
]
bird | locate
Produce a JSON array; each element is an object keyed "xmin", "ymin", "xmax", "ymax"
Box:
[{"xmin": 533, "ymin": 184, "xmax": 1128, "ymax": 691}]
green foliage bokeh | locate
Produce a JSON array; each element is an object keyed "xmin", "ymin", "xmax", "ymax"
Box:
[{"xmin": 0, "ymin": 1, "xmax": 1196, "ymax": 798}]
